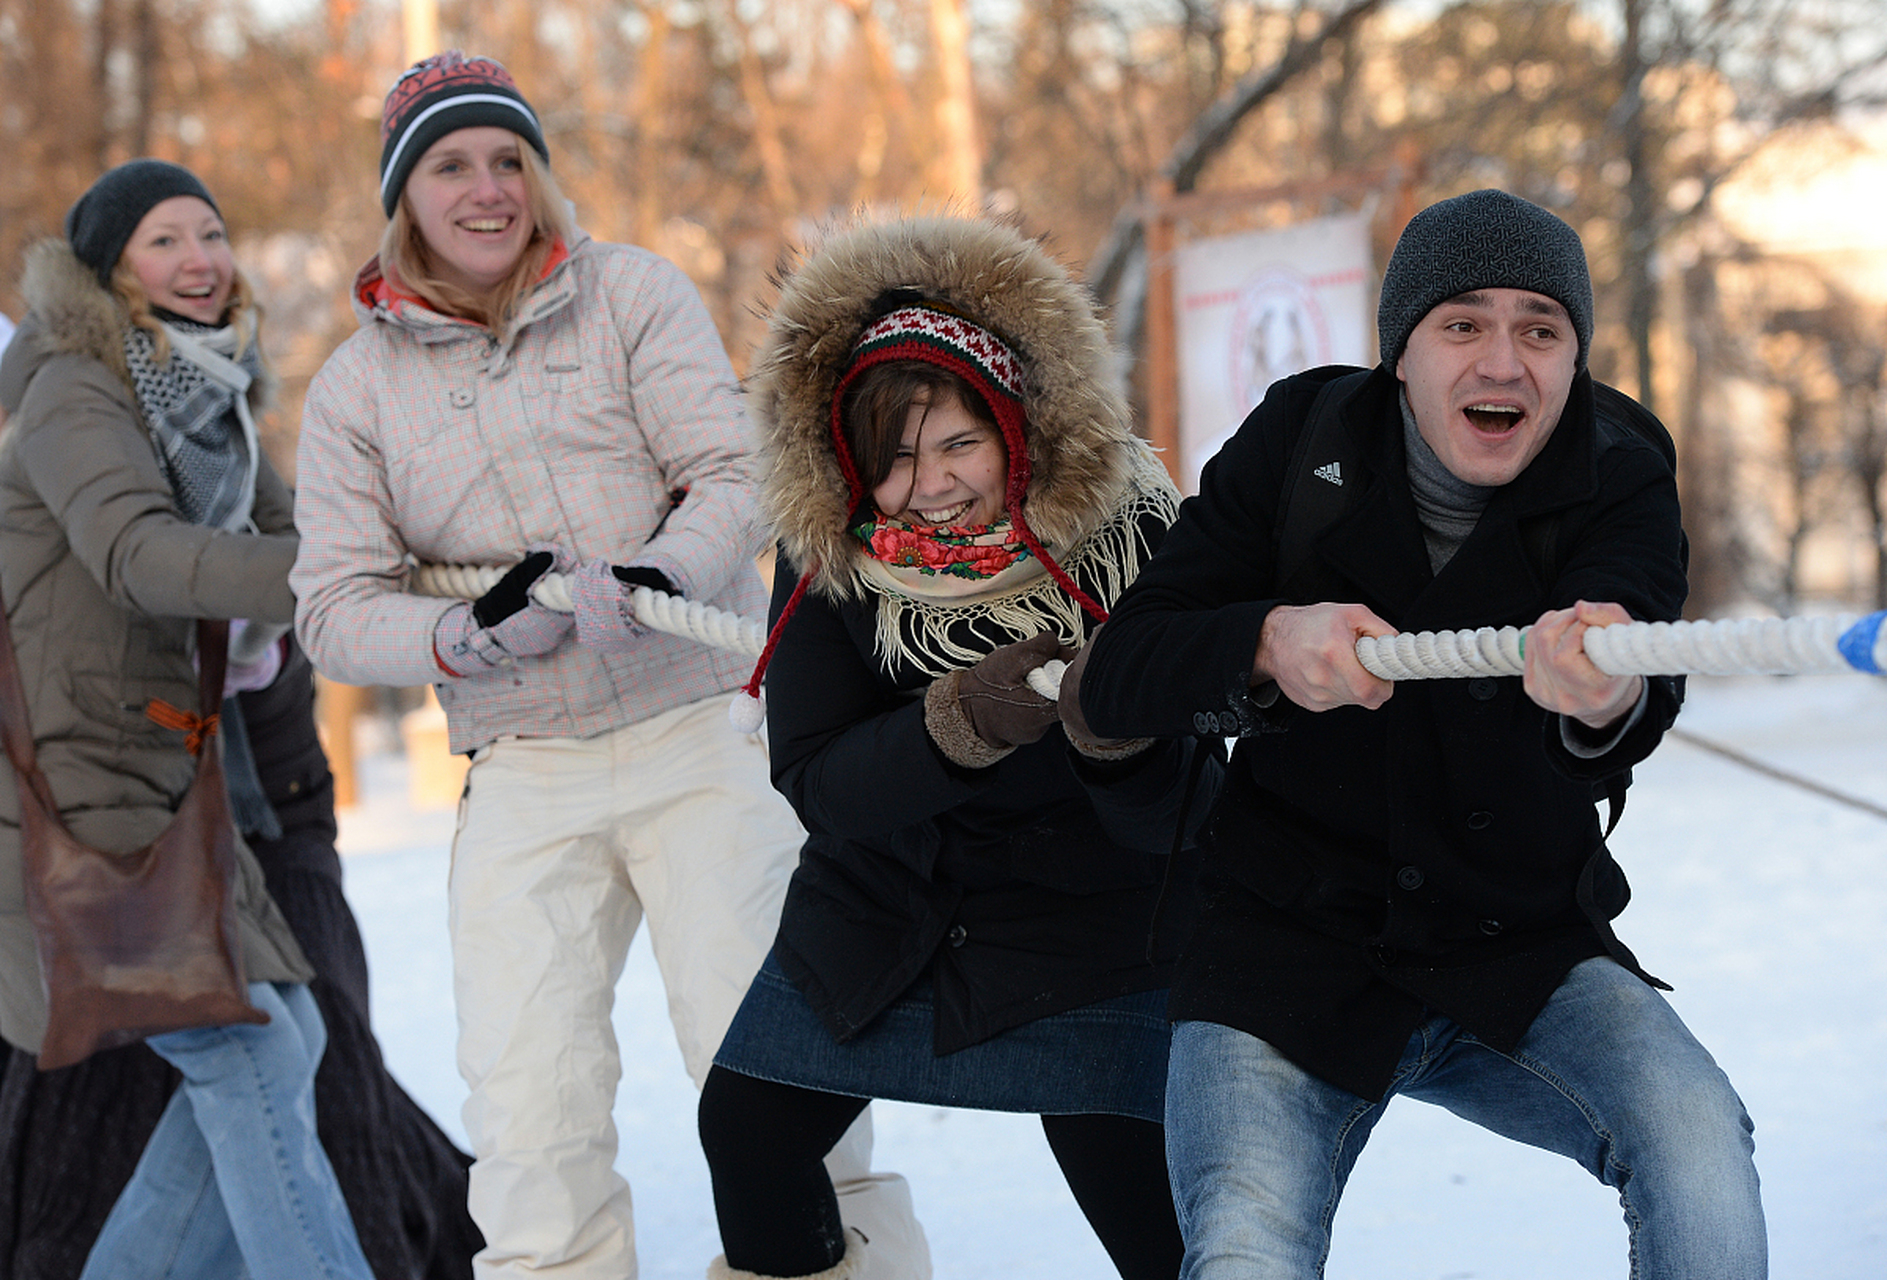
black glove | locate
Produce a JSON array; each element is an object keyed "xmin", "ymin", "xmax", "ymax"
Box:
[
  {"xmin": 611, "ymin": 565, "xmax": 676, "ymax": 594},
  {"xmin": 472, "ymin": 551, "xmax": 555, "ymax": 628},
  {"xmin": 436, "ymin": 548, "xmax": 574, "ymax": 677}
]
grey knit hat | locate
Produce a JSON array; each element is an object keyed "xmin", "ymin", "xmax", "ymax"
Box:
[
  {"xmin": 65, "ymin": 159, "xmax": 220, "ymax": 289},
  {"xmin": 1377, "ymin": 189, "xmax": 1592, "ymax": 370}
]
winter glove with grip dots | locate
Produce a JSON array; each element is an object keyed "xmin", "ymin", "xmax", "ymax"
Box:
[{"xmin": 434, "ymin": 548, "xmax": 575, "ymax": 676}]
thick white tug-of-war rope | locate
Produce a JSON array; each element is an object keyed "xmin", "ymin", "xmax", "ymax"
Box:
[
  {"xmin": 1357, "ymin": 613, "xmax": 1885, "ymax": 682},
  {"xmin": 408, "ymin": 563, "xmax": 767, "ymax": 658},
  {"xmin": 1029, "ymin": 660, "xmax": 1070, "ymax": 701},
  {"xmin": 1026, "ymin": 611, "xmax": 1887, "ymax": 700},
  {"xmin": 411, "ymin": 563, "xmax": 1886, "ymax": 702}
]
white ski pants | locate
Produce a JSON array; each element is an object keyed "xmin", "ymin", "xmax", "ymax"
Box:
[{"xmin": 447, "ymin": 692, "xmax": 929, "ymax": 1280}]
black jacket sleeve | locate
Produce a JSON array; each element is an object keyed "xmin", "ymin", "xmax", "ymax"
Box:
[{"xmin": 1079, "ymin": 377, "xmax": 1314, "ymax": 740}]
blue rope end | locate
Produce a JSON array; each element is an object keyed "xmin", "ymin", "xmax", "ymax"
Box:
[{"xmin": 1837, "ymin": 611, "xmax": 1886, "ymax": 674}]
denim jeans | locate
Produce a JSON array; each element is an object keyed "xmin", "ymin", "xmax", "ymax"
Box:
[
  {"xmin": 1165, "ymin": 957, "xmax": 1766, "ymax": 1279},
  {"xmin": 79, "ymin": 981, "xmax": 372, "ymax": 1280}
]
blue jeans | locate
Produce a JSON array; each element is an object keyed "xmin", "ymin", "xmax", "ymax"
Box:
[
  {"xmin": 80, "ymin": 982, "xmax": 373, "ymax": 1280},
  {"xmin": 1166, "ymin": 958, "xmax": 1766, "ymax": 1279}
]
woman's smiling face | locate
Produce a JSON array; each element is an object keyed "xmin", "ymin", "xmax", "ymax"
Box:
[
  {"xmin": 403, "ymin": 126, "xmax": 536, "ymax": 299},
  {"xmin": 871, "ymin": 387, "xmax": 1009, "ymax": 528},
  {"xmin": 120, "ymin": 196, "xmax": 234, "ymax": 324}
]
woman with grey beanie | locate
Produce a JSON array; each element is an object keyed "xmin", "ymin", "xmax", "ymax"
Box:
[{"xmin": 0, "ymin": 158, "xmax": 378, "ymax": 1279}]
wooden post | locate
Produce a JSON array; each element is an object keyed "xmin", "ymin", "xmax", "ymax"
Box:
[
  {"xmin": 400, "ymin": 685, "xmax": 469, "ymax": 810},
  {"xmin": 315, "ymin": 676, "xmax": 367, "ymax": 809},
  {"xmin": 1144, "ymin": 179, "xmax": 1181, "ymax": 486}
]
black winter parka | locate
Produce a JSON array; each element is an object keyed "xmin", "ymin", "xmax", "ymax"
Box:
[
  {"xmin": 763, "ymin": 522, "xmax": 1213, "ymax": 1056},
  {"xmin": 1080, "ymin": 365, "xmax": 1688, "ymax": 1100}
]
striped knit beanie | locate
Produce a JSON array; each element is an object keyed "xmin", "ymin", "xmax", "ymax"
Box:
[
  {"xmin": 1377, "ymin": 189, "xmax": 1593, "ymax": 369},
  {"xmin": 378, "ymin": 51, "xmax": 548, "ymax": 217},
  {"xmin": 828, "ymin": 304, "xmax": 1032, "ymax": 515}
]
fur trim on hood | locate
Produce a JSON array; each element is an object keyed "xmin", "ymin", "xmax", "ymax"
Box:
[
  {"xmin": 9, "ymin": 237, "xmax": 273, "ymax": 411},
  {"xmin": 750, "ymin": 215, "xmax": 1142, "ymax": 599}
]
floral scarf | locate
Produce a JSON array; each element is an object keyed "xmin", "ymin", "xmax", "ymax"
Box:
[
  {"xmin": 851, "ymin": 513, "xmax": 1033, "ymax": 585},
  {"xmin": 850, "ymin": 448, "xmax": 1182, "ymax": 677}
]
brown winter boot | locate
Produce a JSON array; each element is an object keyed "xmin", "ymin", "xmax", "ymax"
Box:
[{"xmin": 706, "ymin": 1227, "xmax": 868, "ymax": 1280}]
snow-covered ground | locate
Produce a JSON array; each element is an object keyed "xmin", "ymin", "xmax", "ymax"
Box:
[{"xmin": 337, "ymin": 673, "xmax": 1887, "ymax": 1279}]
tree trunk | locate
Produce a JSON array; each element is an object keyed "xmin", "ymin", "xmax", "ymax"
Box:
[
  {"xmin": 838, "ymin": 0, "xmax": 914, "ymax": 204},
  {"xmin": 727, "ymin": 2, "xmax": 798, "ymax": 226},
  {"xmin": 1679, "ymin": 255, "xmax": 1741, "ymax": 616},
  {"xmin": 632, "ymin": 6, "xmax": 673, "ymax": 252},
  {"xmin": 402, "ymin": 0, "xmax": 436, "ymax": 67},
  {"xmin": 129, "ymin": 0, "xmax": 158, "ymax": 159},
  {"xmin": 1617, "ymin": 0, "xmax": 1658, "ymax": 415},
  {"xmin": 929, "ymin": 0, "xmax": 980, "ymax": 202}
]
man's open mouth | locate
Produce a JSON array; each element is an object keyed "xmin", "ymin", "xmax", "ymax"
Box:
[{"xmin": 1464, "ymin": 403, "xmax": 1522, "ymax": 432}]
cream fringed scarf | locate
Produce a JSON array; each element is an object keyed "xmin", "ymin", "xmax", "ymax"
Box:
[{"xmin": 859, "ymin": 448, "xmax": 1181, "ymax": 678}]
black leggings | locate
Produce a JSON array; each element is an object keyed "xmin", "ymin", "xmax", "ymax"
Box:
[{"xmin": 698, "ymin": 1064, "xmax": 1182, "ymax": 1278}]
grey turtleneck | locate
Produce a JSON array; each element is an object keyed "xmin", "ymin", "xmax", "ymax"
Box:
[
  {"xmin": 1397, "ymin": 390, "xmax": 1648, "ymax": 748},
  {"xmin": 1400, "ymin": 390, "xmax": 1495, "ymax": 573}
]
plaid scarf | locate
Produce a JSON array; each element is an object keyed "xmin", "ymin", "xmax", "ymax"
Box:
[{"xmin": 122, "ymin": 317, "xmax": 260, "ymax": 531}]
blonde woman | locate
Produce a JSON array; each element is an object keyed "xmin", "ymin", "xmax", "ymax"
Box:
[
  {"xmin": 0, "ymin": 159, "xmax": 371, "ymax": 1280},
  {"xmin": 291, "ymin": 52, "xmax": 926, "ymax": 1280}
]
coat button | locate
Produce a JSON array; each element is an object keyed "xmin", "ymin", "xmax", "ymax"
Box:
[
  {"xmin": 947, "ymin": 925, "xmax": 968, "ymax": 948},
  {"xmin": 1466, "ymin": 811, "xmax": 1492, "ymax": 831},
  {"xmin": 1395, "ymin": 866, "xmax": 1424, "ymax": 891},
  {"xmin": 1192, "ymin": 712, "xmax": 1213, "ymax": 733},
  {"xmin": 1479, "ymin": 919, "xmax": 1504, "ymax": 936},
  {"xmin": 1468, "ymin": 677, "xmax": 1498, "ymax": 701}
]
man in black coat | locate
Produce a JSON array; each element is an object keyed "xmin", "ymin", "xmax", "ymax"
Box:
[{"xmin": 1077, "ymin": 189, "xmax": 1766, "ymax": 1278}]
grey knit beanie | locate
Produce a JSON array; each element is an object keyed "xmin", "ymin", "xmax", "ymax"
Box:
[
  {"xmin": 65, "ymin": 159, "xmax": 220, "ymax": 289},
  {"xmin": 1377, "ymin": 189, "xmax": 1592, "ymax": 370}
]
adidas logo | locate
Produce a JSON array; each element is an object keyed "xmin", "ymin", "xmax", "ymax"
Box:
[{"xmin": 1313, "ymin": 461, "xmax": 1343, "ymax": 486}]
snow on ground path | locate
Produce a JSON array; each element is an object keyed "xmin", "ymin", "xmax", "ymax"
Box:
[{"xmin": 339, "ymin": 674, "xmax": 1887, "ymax": 1279}]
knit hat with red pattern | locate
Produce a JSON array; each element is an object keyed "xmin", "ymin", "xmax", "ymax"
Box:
[
  {"xmin": 378, "ymin": 50, "xmax": 547, "ymax": 217},
  {"xmin": 829, "ymin": 304, "xmax": 1030, "ymax": 514}
]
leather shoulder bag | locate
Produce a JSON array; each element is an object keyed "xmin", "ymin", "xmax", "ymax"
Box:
[{"xmin": 0, "ymin": 613, "xmax": 267, "ymax": 1070}]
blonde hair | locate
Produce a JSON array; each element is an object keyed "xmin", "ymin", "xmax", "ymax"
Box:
[
  {"xmin": 377, "ymin": 142, "xmax": 574, "ymax": 332},
  {"xmin": 110, "ymin": 255, "xmax": 261, "ymax": 366}
]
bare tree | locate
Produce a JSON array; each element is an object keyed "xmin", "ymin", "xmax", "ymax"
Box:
[{"xmin": 1086, "ymin": 0, "xmax": 1386, "ymax": 330}]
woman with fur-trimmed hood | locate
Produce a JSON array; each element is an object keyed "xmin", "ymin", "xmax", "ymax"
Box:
[{"xmin": 697, "ymin": 215, "xmax": 1216, "ymax": 1280}]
